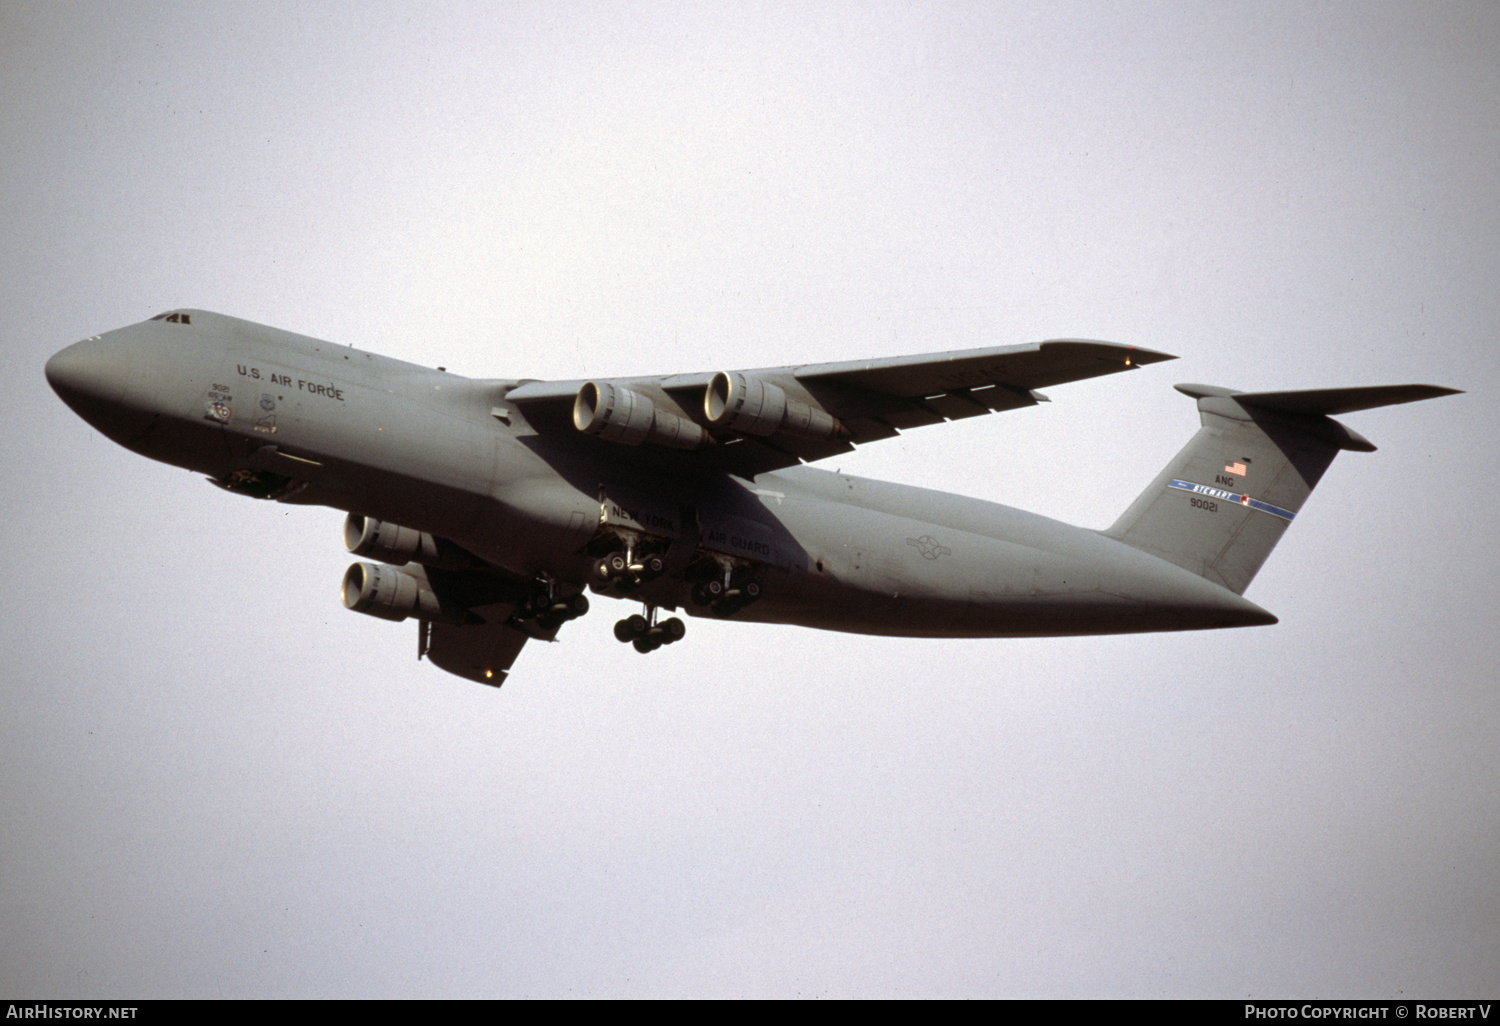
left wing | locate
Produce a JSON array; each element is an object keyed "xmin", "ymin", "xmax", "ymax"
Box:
[
  {"xmin": 342, "ymin": 524, "xmax": 585, "ymax": 687},
  {"xmin": 506, "ymin": 339, "xmax": 1173, "ymax": 476},
  {"xmin": 420, "ymin": 606, "xmax": 558, "ymax": 687}
]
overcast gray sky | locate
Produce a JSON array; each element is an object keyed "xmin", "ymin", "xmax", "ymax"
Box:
[{"xmin": 3, "ymin": 0, "xmax": 1497, "ymax": 998}]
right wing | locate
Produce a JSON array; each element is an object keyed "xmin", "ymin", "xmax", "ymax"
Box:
[{"xmin": 507, "ymin": 339, "xmax": 1174, "ymax": 476}]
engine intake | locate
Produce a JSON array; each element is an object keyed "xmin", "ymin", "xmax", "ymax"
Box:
[
  {"xmin": 704, "ymin": 372, "xmax": 842, "ymax": 440},
  {"xmin": 573, "ymin": 382, "xmax": 710, "ymax": 450},
  {"xmin": 341, "ymin": 562, "xmax": 471, "ymax": 624},
  {"xmin": 343, "ymin": 514, "xmax": 478, "ymax": 570}
]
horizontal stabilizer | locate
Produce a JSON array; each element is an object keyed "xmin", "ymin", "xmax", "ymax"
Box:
[{"xmin": 1175, "ymin": 383, "xmax": 1463, "ymax": 416}]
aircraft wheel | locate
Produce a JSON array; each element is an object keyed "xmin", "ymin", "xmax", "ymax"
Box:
[
  {"xmin": 613, "ymin": 615, "xmax": 648, "ymax": 641},
  {"xmin": 743, "ymin": 580, "xmax": 762, "ymax": 602},
  {"xmin": 691, "ymin": 583, "xmax": 711, "ymax": 606},
  {"xmin": 608, "ymin": 553, "xmax": 629, "ymax": 575},
  {"xmin": 632, "ymin": 637, "xmax": 659, "ymax": 654},
  {"xmin": 592, "ymin": 557, "xmax": 614, "ymax": 583},
  {"xmin": 643, "ymin": 554, "xmax": 665, "ymax": 578},
  {"xmin": 661, "ymin": 616, "xmax": 685, "ymax": 642},
  {"xmin": 566, "ymin": 593, "xmax": 589, "ymax": 619}
]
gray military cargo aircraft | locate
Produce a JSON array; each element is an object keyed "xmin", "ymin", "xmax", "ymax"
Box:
[{"xmin": 46, "ymin": 310, "xmax": 1458, "ymax": 686}]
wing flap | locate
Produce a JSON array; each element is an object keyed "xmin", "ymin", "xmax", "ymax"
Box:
[
  {"xmin": 922, "ymin": 389, "xmax": 994, "ymax": 421},
  {"xmin": 879, "ymin": 405, "xmax": 948, "ymax": 430}
]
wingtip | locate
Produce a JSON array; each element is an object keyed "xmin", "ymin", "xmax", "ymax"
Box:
[
  {"xmin": 1038, "ymin": 339, "xmax": 1177, "ymax": 364},
  {"xmin": 1125, "ymin": 344, "xmax": 1178, "ymax": 365}
]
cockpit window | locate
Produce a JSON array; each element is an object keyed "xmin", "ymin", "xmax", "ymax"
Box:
[{"xmin": 150, "ymin": 311, "xmax": 191, "ymax": 324}]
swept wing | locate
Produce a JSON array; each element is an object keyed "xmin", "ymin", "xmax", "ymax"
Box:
[{"xmin": 507, "ymin": 339, "xmax": 1173, "ymax": 475}]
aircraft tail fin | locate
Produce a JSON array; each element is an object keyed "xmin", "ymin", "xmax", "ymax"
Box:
[{"xmin": 1103, "ymin": 383, "xmax": 1460, "ymax": 595}]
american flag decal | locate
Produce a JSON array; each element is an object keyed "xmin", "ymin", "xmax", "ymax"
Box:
[{"xmin": 1225, "ymin": 460, "xmax": 1247, "ymax": 476}]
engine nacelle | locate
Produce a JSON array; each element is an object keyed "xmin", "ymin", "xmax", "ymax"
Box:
[
  {"xmin": 343, "ymin": 514, "xmax": 478, "ymax": 570},
  {"xmin": 704, "ymin": 372, "xmax": 843, "ymax": 440},
  {"xmin": 573, "ymin": 381, "xmax": 710, "ymax": 450},
  {"xmin": 341, "ymin": 561, "xmax": 471, "ymax": 624}
]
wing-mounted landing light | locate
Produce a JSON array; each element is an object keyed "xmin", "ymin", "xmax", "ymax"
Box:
[
  {"xmin": 704, "ymin": 371, "xmax": 845, "ymax": 440},
  {"xmin": 573, "ymin": 381, "xmax": 712, "ymax": 450}
]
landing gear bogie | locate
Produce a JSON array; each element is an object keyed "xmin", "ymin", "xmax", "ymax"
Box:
[
  {"xmin": 614, "ymin": 610, "xmax": 685, "ymax": 653},
  {"xmin": 591, "ymin": 542, "xmax": 669, "ymax": 596},
  {"xmin": 512, "ymin": 576, "xmax": 589, "ymax": 635},
  {"xmin": 690, "ymin": 570, "xmax": 763, "ymax": 618}
]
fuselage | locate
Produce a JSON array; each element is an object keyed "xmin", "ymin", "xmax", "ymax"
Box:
[{"xmin": 45, "ymin": 311, "xmax": 1274, "ymax": 639}]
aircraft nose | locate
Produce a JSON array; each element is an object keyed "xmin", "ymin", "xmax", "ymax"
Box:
[
  {"xmin": 45, "ymin": 332, "xmax": 166, "ymax": 445},
  {"xmin": 45, "ymin": 336, "xmax": 129, "ymax": 412}
]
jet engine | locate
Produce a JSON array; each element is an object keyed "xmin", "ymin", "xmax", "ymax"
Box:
[
  {"xmin": 341, "ymin": 561, "xmax": 472, "ymax": 624},
  {"xmin": 573, "ymin": 382, "xmax": 710, "ymax": 450},
  {"xmin": 704, "ymin": 372, "xmax": 843, "ymax": 440},
  {"xmin": 343, "ymin": 514, "xmax": 478, "ymax": 570}
]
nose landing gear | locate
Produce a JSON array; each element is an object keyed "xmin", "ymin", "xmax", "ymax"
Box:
[{"xmin": 613, "ymin": 606, "xmax": 686, "ymax": 653}]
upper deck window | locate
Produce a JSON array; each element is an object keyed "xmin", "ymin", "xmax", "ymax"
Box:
[{"xmin": 150, "ymin": 312, "xmax": 192, "ymax": 324}]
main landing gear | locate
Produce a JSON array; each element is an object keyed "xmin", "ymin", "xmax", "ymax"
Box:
[
  {"xmin": 590, "ymin": 544, "xmax": 667, "ymax": 596},
  {"xmin": 589, "ymin": 534, "xmax": 766, "ymax": 653},
  {"xmin": 613, "ymin": 606, "xmax": 686, "ymax": 653},
  {"xmin": 512, "ymin": 575, "xmax": 589, "ymax": 633},
  {"xmin": 690, "ymin": 565, "xmax": 763, "ymax": 618}
]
